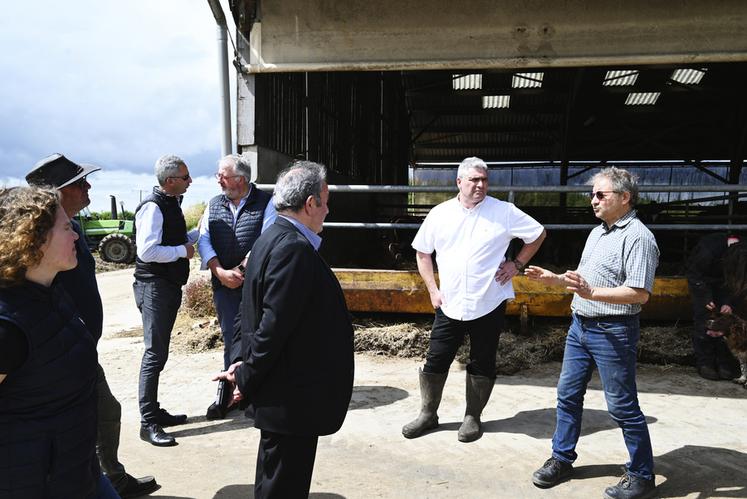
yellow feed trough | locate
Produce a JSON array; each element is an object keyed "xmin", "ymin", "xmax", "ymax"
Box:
[{"xmin": 334, "ymin": 270, "xmax": 690, "ymax": 321}]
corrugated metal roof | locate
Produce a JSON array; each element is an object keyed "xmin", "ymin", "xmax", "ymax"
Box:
[{"xmin": 403, "ymin": 63, "xmax": 746, "ymax": 164}]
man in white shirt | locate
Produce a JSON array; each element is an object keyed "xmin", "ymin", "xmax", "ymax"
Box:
[
  {"xmin": 198, "ymin": 154, "xmax": 276, "ymax": 419},
  {"xmin": 402, "ymin": 156, "xmax": 546, "ymax": 442},
  {"xmin": 133, "ymin": 154, "xmax": 198, "ymax": 447}
]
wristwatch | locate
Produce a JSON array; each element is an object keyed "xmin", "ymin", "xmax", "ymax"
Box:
[{"xmin": 512, "ymin": 258, "xmax": 526, "ymax": 272}]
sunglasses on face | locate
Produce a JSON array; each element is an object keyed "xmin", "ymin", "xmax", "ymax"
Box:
[
  {"xmin": 215, "ymin": 173, "xmax": 242, "ymax": 181},
  {"xmin": 71, "ymin": 177, "xmax": 89, "ymax": 188},
  {"xmin": 169, "ymin": 174, "xmax": 191, "ymax": 181},
  {"xmin": 588, "ymin": 190, "xmax": 619, "ymax": 200}
]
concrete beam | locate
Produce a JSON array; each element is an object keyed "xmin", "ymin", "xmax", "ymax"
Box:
[{"xmin": 239, "ymin": 0, "xmax": 747, "ymax": 72}]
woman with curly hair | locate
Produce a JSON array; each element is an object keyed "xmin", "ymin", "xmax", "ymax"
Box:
[{"xmin": 0, "ymin": 186, "xmax": 118, "ymax": 498}]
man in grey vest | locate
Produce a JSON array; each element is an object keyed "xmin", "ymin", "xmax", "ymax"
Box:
[
  {"xmin": 198, "ymin": 153, "xmax": 276, "ymax": 419},
  {"xmin": 26, "ymin": 153, "xmax": 158, "ymax": 497},
  {"xmin": 134, "ymin": 154, "xmax": 198, "ymax": 447}
]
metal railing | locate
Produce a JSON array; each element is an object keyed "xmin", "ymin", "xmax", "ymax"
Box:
[{"xmin": 256, "ymin": 184, "xmax": 747, "ymax": 231}]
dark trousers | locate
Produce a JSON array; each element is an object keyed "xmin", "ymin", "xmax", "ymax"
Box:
[
  {"xmin": 213, "ymin": 285, "xmax": 242, "ymax": 370},
  {"xmin": 423, "ymin": 302, "xmax": 506, "ymax": 377},
  {"xmin": 688, "ymin": 279, "xmax": 737, "ymax": 369},
  {"xmin": 134, "ymin": 278, "xmax": 182, "ymax": 425},
  {"xmin": 96, "ymin": 363, "xmax": 127, "ymax": 488},
  {"xmin": 255, "ymin": 430, "xmax": 318, "ymax": 499}
]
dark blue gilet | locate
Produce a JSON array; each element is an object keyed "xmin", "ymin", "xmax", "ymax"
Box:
[
  {"xmin": 55, "ymin": 220, "xmax": 103, "ymax": 341},
  {"xmin": 134, "ymin": 187, "xmax": 190, "ymax": 285},
  {"xmin": 0, "ymin": 281, "xmax": 99, "ymax": 498},
  {"xmin": 207, "ymin": 186, "xmax": 271, "ymax": 290}
]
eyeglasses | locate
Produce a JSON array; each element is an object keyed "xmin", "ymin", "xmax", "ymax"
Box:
[
  {"xmin": 169, "ymin": 174, "xmax": 191, "ymax": 181},
  {"xmin": 588, "ymin": 190, "xmax": 619, "ymax": 200},
  {"xmin": 71, "ymin": 177, "xmax": 89, "ymax": 188},
  {"xmin": 215, "ymin": 173, "xmax": 242, "ymax": 181}
]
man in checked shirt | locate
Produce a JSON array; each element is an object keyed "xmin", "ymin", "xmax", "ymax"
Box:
[{"xmin": 526, "ymin": 167, "xmax": 659, "ymax": 499}]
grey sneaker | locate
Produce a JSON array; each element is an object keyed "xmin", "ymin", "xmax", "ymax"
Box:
[
  {"xmin": 603, "ymin": 473, "xmax": 656, "ymax": 499},
  {"xmin": 532, "ymin": 457, "xmax": 573, "ymax": 488}
]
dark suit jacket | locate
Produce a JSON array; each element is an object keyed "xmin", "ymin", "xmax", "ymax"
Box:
[{"xmin": 235, "ymin": 216, "xmax": 354, "ymax": 436}]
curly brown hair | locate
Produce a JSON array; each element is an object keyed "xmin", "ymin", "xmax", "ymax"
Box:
[{"xmin": 0, "ymin": 186, "xmax": 60, "ymax": 288}]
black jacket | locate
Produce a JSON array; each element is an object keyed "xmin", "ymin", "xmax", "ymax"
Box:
[
  {"xmin": 236, "ymin": 217, "xmax": 354, "ymax": 436},
  {"xmin": 0, "ymin": 281, "xmax": 99, "ymax": 498},
  {"xmin": 685, "ymin": 233, "xmax": 731, "ymax": 305}
]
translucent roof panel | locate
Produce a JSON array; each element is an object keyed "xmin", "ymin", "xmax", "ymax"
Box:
[
  {"xmin": 512, "ymin": 72, "xmax": 544, "ymax": 88},
  {"xmin": 671, "ymin": 68, "xmax": 707, "ymax": 85},
  {"xmin": 452, "ymin": 74, "xmax": 483, "ymax": 90},
  {"xmin": 625, "ymin": 92, "xmax": 661, "ymax": 105},
  {"xmin": 603, "ymin": 69, "xmax": 639, "ymax": 86},
  {"xmin": 482, "ymin": 95, "xmax": 510, "ymax": 109}
]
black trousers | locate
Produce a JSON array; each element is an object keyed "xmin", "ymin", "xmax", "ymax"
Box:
[
  {"xmin": 423, "ymin": 302, "xmax": 506, "ymax": 377},
  {"xmin": 133, "ymin": 278, "xmax": 183, "ymax": 425},
  {"xmin": 688, "ymin": 279, "xmax": 737, "ymax": 369},
  {"xmin": 255, "ymin": 430, "xmax": 318, "ymax": 499}
]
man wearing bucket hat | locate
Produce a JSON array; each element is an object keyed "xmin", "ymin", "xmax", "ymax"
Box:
[{"xmin": 26, "ymin": 153, "xmax": 159, "ymax": 498}]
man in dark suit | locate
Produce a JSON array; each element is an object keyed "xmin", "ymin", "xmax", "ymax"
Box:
[{"xmin": 214, "ymin": 160, "xmax": 354, "ymax": 499}]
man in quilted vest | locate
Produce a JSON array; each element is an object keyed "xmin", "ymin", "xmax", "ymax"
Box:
[{"xmin": 198, "ymin": 153, "xmax": 276, "ymax": 419}]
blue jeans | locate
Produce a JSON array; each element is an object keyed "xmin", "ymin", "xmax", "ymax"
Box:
[
  {"xmin": 552, "ymin": 314, "xmax": 654, "ymax": 480},
  {"xmin": 213, "ymin": 285, "xmax": 242, "ymax": 370}
]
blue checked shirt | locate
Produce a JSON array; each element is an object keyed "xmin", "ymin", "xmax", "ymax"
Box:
[{"xmin": 571, "ymin": 210, "xmax": 659, "ymax": 317}]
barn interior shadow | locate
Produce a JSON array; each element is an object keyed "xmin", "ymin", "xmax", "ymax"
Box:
[
  {"xmin": 213, "ymin": 485, "xmax": 345, "ymax": 498},
  {"xmin": 655, "ymin": 445, "xmax": 747, "ymax": 498},
  {"xmin": 348, "ymin": 385, "xmax": 408, "ymax": 410},
  {"xmin": 570, "ymin": 445, "xmax": 747, "ymax": 498},
  {"xmin": 494, "ymin": 362, "xmax": 747, "ymax": 400},
  {"xmin": 481, "ymin": 407, "xmax": 657, "ymax": 439},
  {"xmin": 168, "ymin": 415, "xmax": 254, "ymax": 438}
]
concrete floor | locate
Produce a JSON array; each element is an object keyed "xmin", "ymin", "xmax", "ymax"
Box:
[{"xmin": 98, "ymin": 269, "xmax": 747, "ymax": 499}]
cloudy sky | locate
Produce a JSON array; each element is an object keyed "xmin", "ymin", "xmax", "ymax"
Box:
[{"xmin": 0, "ymin": 1, "xmax": 233, "ymax": 211}]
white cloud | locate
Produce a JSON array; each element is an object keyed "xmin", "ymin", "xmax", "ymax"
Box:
[
  {"xmin": 0, "ymin": 0, "xmax": 233, "ymax": 178},
  {"xmin": 2, "ymin": 170, "xmax": 221, "ymax": 214}
]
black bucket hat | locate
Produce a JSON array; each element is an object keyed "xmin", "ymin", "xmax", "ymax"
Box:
[{"xmin": 25, "ymin": 153, "xmax": 102, "ymax": 188}]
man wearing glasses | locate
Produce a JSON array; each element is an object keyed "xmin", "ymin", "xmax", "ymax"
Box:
[
  {"xmin": 403, "ymin": 156, "xmax": 546, "ymax": 443},
  {"xmin": 198, "ymin": 153, "xmax": 275, "ymax": 419},
  {"xmin": 133, "ymin": 154, "xmax": 198, "ymax": 447},
  {"xmin": 526, "ymin": 167, "xmax": 659, "ymax": 499}
]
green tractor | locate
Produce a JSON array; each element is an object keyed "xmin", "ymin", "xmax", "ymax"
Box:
[{"xmin": 77, "ymin": 196, "xmax": 137, "ymax": 264}]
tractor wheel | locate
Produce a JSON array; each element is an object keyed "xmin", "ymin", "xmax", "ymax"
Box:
[{"xmin": 99, "ymin": 233, "xmax": 136, "ymax": 264}]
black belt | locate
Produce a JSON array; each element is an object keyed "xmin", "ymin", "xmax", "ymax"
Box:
[{"xmin": 573, "ymin": 313, "xmax": 639, "ymax": 323}]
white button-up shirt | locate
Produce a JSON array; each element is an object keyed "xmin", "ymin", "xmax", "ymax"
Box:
[{"xmin": 412, "ymin": 196, "xmax": 544, "ymax": 321}]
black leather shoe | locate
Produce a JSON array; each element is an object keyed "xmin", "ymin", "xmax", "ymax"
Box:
[
  {"xmin": 156, "ymin": 408, "xmax": 187, "ymax": 427},
  {"xmin": 697, "ymin": 365, "xmax": 720, "ymax": 381},
  {"xmin": 206, "ymin": 401, "xmax": 239, "ymax": 420},
  {"xmin": 139, "ymin": 424, "xmax": 177, "ymax": 447},
  {"xmin": 603, "ymin": 473, "xmax": 656, "ymax": 499},
  {"xmin": 532, "ymin": 457, "xmax": 573, "ymax": 488},
  {"xmin": 206, "ymin": 401, "xmax": 226, "ymax": 420},
  {"xmin": 116, "ymin": 473, "xmax": 159, "ymax": 498}
]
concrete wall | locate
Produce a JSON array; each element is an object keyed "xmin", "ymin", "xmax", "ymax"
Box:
[{"xmin": 244, "ymin": 0, "xmax": 747, "ymax": 72}]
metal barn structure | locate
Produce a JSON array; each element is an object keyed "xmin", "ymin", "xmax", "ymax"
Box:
[{"xmin": 205, "ymin": 0, "xmax": 747, "ymax": 317}]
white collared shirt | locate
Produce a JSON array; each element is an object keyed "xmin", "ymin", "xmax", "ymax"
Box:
[
  {"xmin": 135, "ymin": 200, "xmax": 199, "ymax": 263},
  {"xmin": 412, "ymin": 196, "xmax": 544, "ymax": 321}
]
